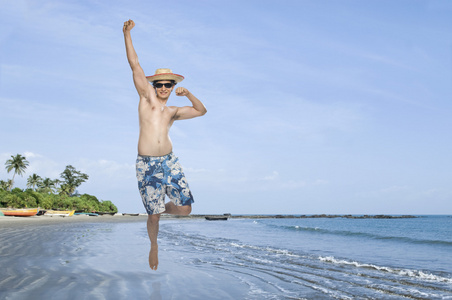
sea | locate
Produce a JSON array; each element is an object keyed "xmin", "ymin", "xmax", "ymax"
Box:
[{"xmin": 1, "ymin": 215, "xmax": 451, "ymax": 299}]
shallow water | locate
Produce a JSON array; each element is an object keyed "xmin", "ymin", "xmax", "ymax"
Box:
[
  {"xmin": 1, "ymin": 216, "xmax": 451, "ymax": 299},
  {"xmin": 161, "ymin": 216, "xmax": 452, "ymax": 299}
]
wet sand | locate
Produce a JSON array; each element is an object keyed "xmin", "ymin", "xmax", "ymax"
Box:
[{"xmin": 0, "ymin": 214, "xmax": 249, "ymax": 300}]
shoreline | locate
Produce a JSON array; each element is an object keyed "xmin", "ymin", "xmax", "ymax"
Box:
[
  {"xmin": 191, "ymin": 214, "xmax": 418, "ymax": 219},
  {"xmin": 1, "ymin": 214, "xmax": 449, "ymax": 299},
  {"xmin": 0, "ymin": 213, "xmax": 419, "ymax": 228}
]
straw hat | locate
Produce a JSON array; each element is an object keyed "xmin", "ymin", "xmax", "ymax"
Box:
[{"xmin": 146, "ymin": 68, "xmax": 184, "ymax": 83}]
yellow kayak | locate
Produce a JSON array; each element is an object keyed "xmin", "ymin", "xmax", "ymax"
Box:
[{"xmin": 44, "ymin": 210, "xmax": 75, "ymax": 217}]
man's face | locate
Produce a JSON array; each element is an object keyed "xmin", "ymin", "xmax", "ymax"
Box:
[{"xmin": 154, "ymin": 80, "xmax": 174, "ymax": 100}]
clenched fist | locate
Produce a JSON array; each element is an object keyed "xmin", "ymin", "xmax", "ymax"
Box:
[
  {"xmin": 175, "ymin": 87, "xmax": 190, "ymax": 97},
  {"xmin": 123, "ymin": 19, "xmax": 135, "ymax": 33}
]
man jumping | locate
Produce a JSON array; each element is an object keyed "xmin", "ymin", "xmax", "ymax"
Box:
[{"xmin": 123, "ymin": 19, "xmax": 207, "ymax": 270}]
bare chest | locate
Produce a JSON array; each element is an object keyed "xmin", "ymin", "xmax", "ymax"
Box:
[{"xmin": 139, "ymin": 104, "xmax": 175, "ymax": 127}]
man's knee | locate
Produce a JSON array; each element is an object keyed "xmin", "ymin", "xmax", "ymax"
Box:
[
  {"xmin": 148, "ymin": 214, "xmax": 160, "ymax": 224},
  {"xmin": 180, "ymin": 205, "xmax": 192, "ymax": 216}
]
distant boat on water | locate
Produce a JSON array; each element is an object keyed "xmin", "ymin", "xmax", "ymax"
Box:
[
  {"xmin": 122, "ymin": 213, "xmax": 139, "ymax": 216},
  {"xmin": 0, "ymin": 208, "xmax": 39, "ymax": 217}
]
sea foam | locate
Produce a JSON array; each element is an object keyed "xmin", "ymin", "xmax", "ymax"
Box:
[{"xmin": 318, "ymin": 255, "xmax": 452, "ymax": 284}]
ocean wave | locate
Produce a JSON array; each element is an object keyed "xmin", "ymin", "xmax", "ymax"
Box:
[
  {"xmin": 268, "ymin": 223, "xmax": 452, "ymax": 246},
  {"xmin": 230, "ymin": 239, "xmax": 452, "ymax": 285},
  {"xmin": 318, "ymin": 256, "xmax": 452, "ymax": 284},
  {"xmin": 161, "ymin": 222, "xmax": 452, "ymax": 298},
  {"xmin": 229, "ymin": 242, "xmax": 302, "ymax": 258}
]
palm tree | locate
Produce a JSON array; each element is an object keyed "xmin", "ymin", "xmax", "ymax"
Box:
[
  {"xmin": 27, "ymin": 174, "xmax": 42, "ymax": 191},
  {"xmin": 58, "ymin": 184, "xmax": 72, "ymax": 196},
  {"xmin": 53, "ymin": 179, "xmax": 62, "ymax": 191},
  {"xmin": 60, "ymin": 165, "xmax": 89, "ymax": 196},
  {"xmin": 39, "ymin": 177, "xmax": 55, "ymax": 193},
  {"xmin": 6, "ymin": 179, "xmax": 13, "ymax": 191},
  {"xmin": 5, "ymin": 154, "xmax": 29, "ymax": 191},
  {"xmin": 0, "ymin": 180, "xmax": 10, "ymax": 191}
]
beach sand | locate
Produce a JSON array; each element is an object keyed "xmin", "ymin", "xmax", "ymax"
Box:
[
  {"xmin": 0, "ymin": 215, "xmax": 249, "ymax": 300},
  {"xmin": 0, "ymin": 214, "xmax": 149, "ymax": 227},
  {"xmin": 2, "ymin": 215, "xmax": 451, "ymax": 299}
]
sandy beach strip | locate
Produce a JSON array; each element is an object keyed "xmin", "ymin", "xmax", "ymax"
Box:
[
  {"xmin": 0, "ymin": 214, "xmax": 220, "ymax": 229},
  {"xmin": 0, "ymin": 214, "xmax": 151, "ymax": 228}
]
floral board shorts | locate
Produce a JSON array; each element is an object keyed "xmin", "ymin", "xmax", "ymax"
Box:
[{"xmin": 136, "ymin": 152, "xmax": 194, "ymax": 215}]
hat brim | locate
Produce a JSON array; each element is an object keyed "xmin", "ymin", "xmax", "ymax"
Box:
[{"xmin": 146, "ymin": 73, "xmax": 184, "ymax": 83}]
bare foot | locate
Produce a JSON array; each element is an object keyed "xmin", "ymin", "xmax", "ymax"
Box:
[{"xmin": 149, "ymin": 244, "xmax": 159, "ymax": 270}]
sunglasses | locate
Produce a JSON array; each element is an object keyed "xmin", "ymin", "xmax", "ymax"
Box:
[{"xmin": 154, "ymin": 83, "xmax": 173, "ymax": 89}]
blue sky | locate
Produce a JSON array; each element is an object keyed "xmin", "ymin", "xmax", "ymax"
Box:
[{"xmin": 1, "ymin": 0, "xmax": 451, "ymax": 214}]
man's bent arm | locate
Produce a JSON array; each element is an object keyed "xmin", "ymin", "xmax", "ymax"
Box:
[
  {"xmin": 174, "ymin": 88, "xmax": 207, "ymax": 120},
  {"xmin": 123, "ymin": 20, "xmax": 151, "ymax": 99}
]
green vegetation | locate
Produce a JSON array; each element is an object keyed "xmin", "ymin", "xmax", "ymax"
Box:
[
  {"xmin": 1, "ymin": 154, "xmax": 117, "ymax": 213},
  {"xmin": 0, "ymin": 189, "xmax": 117, "ymax": 213}
]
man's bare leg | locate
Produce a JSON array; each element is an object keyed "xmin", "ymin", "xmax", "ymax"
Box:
[
  {"xmin": 146, "ymin": 204, "xmax": 190, "ymax": 271},
  {"xmin": 164, "ymin": 202, "xmax": 192, "ymax": 215},
  {"xmin": 147, "ymin": 214, "xmax": 160, "ymax": 270}
]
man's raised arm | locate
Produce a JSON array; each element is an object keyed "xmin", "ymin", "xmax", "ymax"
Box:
[{"xmin": 123, "ymin": 20, "xmax": 151, "ymax": 99}]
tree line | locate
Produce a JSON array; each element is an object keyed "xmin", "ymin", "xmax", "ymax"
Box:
[{"xmin": 0, "ymin": 154, "xmax": 117, "ymax": 213}]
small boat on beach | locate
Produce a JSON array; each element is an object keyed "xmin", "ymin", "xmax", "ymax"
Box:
[
  {"xmin": 74, "ymin": 212, "xmax": 98, "ymax": 216},
  {"xmin": 0, "ymin": 208, "xmax": 39, "ymax": 217},
  {"xmin": 95, "ymin": 212, "xmax": 116, "ymax": 216},
  {"xmin": 44, "ymin": 210, "xmax": 75, "ymax": 217},
  {"xmin": 205, "ymin": 216, "xmax": 228, "ymax": 221}
]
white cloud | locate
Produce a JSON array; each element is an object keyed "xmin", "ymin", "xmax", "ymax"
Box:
[
  {"xmin": 185, "ymin": 165, "xmax": 328, "ymax": 193},
  {"xmin": 0, "ymin": 152, "xmax": 62, "ymax": 187},
  {"xmin": 78, "ymin": 158, "xmax": 135, "ymax": 182},
  {"xmin": 0, "ymin": 152, "xmax": 12, "ymax": 162},
  {"xmin": 263, "ymin": 171, "xmax": 279, "ymax": 181},
  {"xmin": 282, "ymin": 180, "xmax": 307, "ymax": 189},
  {"xmin": 23, "ymin": 152, "xmax": 41, "ymax": 159},
  {"xmin": 0, "ymin": 96, "xmax": 98, "ymax": 125}
]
